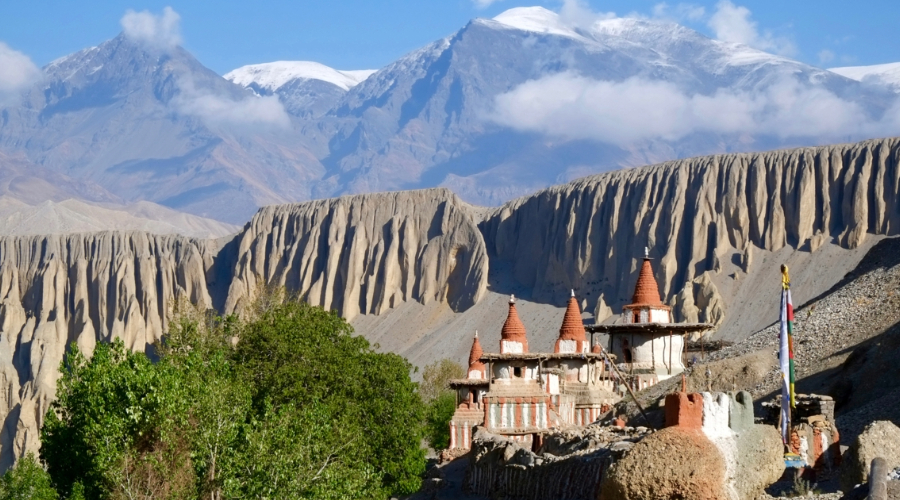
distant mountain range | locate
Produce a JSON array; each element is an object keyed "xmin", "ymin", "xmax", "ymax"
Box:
[{"xmin": 1, "ymin": 6, "xmax": 899, "ymax": 224}]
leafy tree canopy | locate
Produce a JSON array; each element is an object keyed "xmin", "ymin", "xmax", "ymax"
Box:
[
  {"xmin": 40, "ymin": 290, "xmax": 427, "ymax": 499},
  {"xmin": 419, "ymin": 359, "xmax": 465, "ymax": 404},
  {"xmin": 0, "ymin": 453, "xmax": 57, "ymax": 500},
  {"xmin": 419, "ymin": 359, "xmax": 465, "ymax": 451}
]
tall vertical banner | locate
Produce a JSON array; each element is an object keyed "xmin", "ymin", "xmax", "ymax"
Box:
[{"xmin": 779, "ymin": 264, "xmax": 796, "ymax": 443}]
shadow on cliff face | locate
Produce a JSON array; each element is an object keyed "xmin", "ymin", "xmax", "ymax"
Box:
[
  {"xmin": 207, "ymin": 232, "xmax": 243, "ymax": 313},
  {"xmin": 0, "ymin": 404, "xmax": 21, "ymax": 472}
]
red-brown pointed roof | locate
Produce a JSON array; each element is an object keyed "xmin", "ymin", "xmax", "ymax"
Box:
[
  {"xmin": 591, "ymin": 343, "xmax": 602, "ymax": 353},
  {"xmin": 558, "ymin": 292, "xmax": 587, "ymax": 342},
  {"xmin": 630, "ymin": 257, "xmax": 663, "ymax": 306},
  {"xmin": 468, "ymin": 333, "xmax": 485, "ymax": 374},
  {"xmin": 501, "ymin": 295, "xmax": 528, "ymax": 350}
]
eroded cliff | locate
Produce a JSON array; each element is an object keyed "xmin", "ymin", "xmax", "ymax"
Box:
[
  {"xmin": 224, "ymin": 189, "xmax": 489, "ymax": 320},
  {"xmin": 482, "ymin": 137, "xmax": 900, "ymax": 327},
  {"xmin": 0, "ymin": 232, "xmax": 217, "ymax": 470},
  {"xmin": 0, "ymin": 190, "xmax": 489, "ymax": 467},
  {"xmin": 1, "ymin": 138, "xmax": 900, "ymax": 469}
]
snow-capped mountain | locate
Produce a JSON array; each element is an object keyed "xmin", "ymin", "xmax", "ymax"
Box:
[
  {"xmin": 830, "ymin": 62, "xmax": 900, "ymax": 93},
  {"xmin": 310, "ymin": 7, "xmax": 893, "ymax": 203},
  {"xmin": 225, "ymin": 61, "xmax": 375, "ymax": 93},
  {"xmin": 225, "ymin": 62, "xmax": 376, "ymax": 117},
  {"xmin": 0, "ymin": 6, "xmax": 897, "ymax": 221}
]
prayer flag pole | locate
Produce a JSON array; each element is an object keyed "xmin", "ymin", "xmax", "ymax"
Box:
[{"xmin": 779, "ymin": 264, "xmax": 796, "ymax": 444}]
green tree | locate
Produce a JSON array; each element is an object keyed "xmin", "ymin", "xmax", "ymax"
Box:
[
  {"xmin": 419, "ymin": 359, "xmax": 465, "ymax": 450},
  {"xmin": 41, "ymin": 291, "xmax": 428, "ymax": 499},
  {"xmin": 222, "ymin": 401, "xmax": 379, "ymax": 500},
  {"xmin": 419, "ymin": 359, "xmax": 465, "ymax": 404},
  {"xmin": 233, "ymin": 298, "xmax": 426, "ymax": 496},
  {"xmin": 425, "ymin": 392, "xmax": 458, "ymax": 450},
  {"xmin": 162, "ymin": 307, "xmax": 249, "ymax": 500},
  {"xmin": 0, "ymin": 453, "xmax": 57, "ymax": 500},
  {"xmin": 40, "ymin": 339, "xmax": 193, "ymax": 499}
]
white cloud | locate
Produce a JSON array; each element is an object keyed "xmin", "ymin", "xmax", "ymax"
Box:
[
  {"xmin": 120, "ymin": 6, "xmax": 182, "ymax": 49},
  {"xmin": 651, "ymin": 2, "xmax": 705, "ymax": 22},
  {"xmin": 490, "ymin": 72, "xmax": 898, "ymax": 146},
  {"xmin": 0, "ymin": 42, "xmax": 41, "ymax": 105},
  {"xmin": 172, "ymin": 78, "xmax": 290, "ymax": 130},
  {"xmin": 472, "ymin": 0, "xmax": 502, "ymax": 8},
  {"xmin": 818, "ymin": 49, "xmax": 835, "ymax": 65},
  {"xmin": 559, "ymin": 0, "xmax": 616, "ymax": 30},
  {"xmin": 707, "ymin": 1, "xmax": 795, "ymax": 56}
]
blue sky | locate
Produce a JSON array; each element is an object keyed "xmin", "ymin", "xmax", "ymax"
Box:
[{"xmin": 1, "ymin": 0, "xmax": 897, "ymax": 74}]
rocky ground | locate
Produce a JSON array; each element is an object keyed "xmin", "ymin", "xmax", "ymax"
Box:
[{"xmin": 701, "ymin": 238, "xmax": 900, "ymax": 439}]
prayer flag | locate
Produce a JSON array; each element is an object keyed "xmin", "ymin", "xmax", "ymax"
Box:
[{"xmin": 779, "ymin": 264, "xmax": 795, "ymax": 443}]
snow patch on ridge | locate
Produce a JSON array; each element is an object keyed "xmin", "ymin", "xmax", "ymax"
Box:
[
  {"xmin": 225, "ymin": 61, "xmax": 377, "ymax": 92},
  {"xmin": 830, "ymin": 62, "xmax": 900, "ymax": 92},
  {"xmin": 491, "ymin": 7, "xmax": 584, "ymax": 40}
]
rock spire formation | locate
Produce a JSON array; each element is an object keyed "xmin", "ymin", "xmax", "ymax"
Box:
[
  {"xmin": 2, "ymin": 137, "xmax": 900, "ymax": 468},
  {"xmin": 481, "ymin": 136, "xmax": 900, "ymax": 329},
  {"xmin": 0, "ymin": 232, "xmax": 218, "ymax": 470},
  {"xmin": 224, "ymin": 188, "xmax": 488, "ymax": 320}
]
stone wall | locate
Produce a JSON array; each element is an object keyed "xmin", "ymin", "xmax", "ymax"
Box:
[{"xmin": 464, "ymin": 427, "xmax": 645, "ymax": 500}]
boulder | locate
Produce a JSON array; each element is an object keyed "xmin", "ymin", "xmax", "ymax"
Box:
[
  {"xmin": 600, "ymin": 426, "xmax": 727, "ymax": 500},
  {"xmin": 841, "ymin": 420, "xmax": 900, "ymax": 491},
  {"xmin": 733, "ymin": 424, "xmax": 785, "ymax": 500}
]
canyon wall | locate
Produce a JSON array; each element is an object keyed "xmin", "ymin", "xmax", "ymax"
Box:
[
  {"xmin": 0, "ymin": 232, "xmax": 217, "ymax": 470},
  {"xmin": 1, "ymin": 138, "xmax": 900, "ymax": 467},
  {"xmin": 482, "ymin": 137, "xmax": 900, "ymax": 325},
  {"xmin": 224, "ymin": 188, "xmax": 489, "ymax": 320}
]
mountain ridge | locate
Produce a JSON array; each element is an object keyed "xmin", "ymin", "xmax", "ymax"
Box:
[{"xmin": 3, "ymin": 6, "xmax": 897, "ymax": 222}]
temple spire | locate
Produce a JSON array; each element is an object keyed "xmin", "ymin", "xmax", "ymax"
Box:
[
  {"xmin": 630, "ymin": 251, "xmax": 663, "ymax": 306},
  {"xmin": 556, "ymin": 291, "xmax": 587, "ymax": 353},
  {"xmin": 467, "ymin": 331, "xmax": 485, "ymax": 379},
  {"xmin": 500, "ymin": 295, "xmax": 528, "ymax": 353}
]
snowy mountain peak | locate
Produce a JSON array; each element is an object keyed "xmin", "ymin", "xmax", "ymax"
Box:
[
  {"xmin": 225, "ymin": 61, "xmax": 377, "ymax": 92},
  {"xmin": 491, "ymin": 7, "xmax": 582, "ymax": 39},
  {"xmin": 830, "ymin": 62, "xmax": 900, "ymax": 93}
]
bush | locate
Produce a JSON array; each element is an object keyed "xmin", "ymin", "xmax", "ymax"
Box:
[
  {"xmin": 40, "ymin": 340, "xmax": 191, "ymax": 499},
  {"xmin": 419, "ymin": 359, "xmax": 465, "ymax": 451},
  {"xmin": 0, "ymin": 453, "xmax": 57, "ymax": 500},
  {"xmin": 233, "ymin": 299, "xmax": 426, "ymax": 496},
  {"xmin": 425, "ymin": 392, "xmax": 458, "ymax": 450}
]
